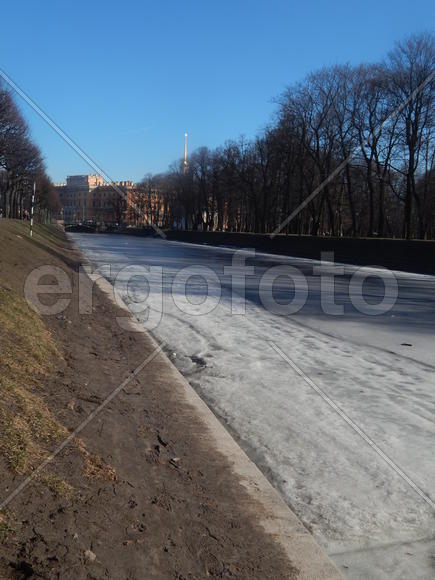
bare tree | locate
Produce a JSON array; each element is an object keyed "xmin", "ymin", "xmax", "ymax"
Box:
[{"xmin": 387, "ymin": 33, "xmax": 435, "ymax": 238}]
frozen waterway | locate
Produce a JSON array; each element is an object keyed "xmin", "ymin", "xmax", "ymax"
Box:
[{"xmin": 70, "ymin": 233, "xmax": 435, "ymax": 579}]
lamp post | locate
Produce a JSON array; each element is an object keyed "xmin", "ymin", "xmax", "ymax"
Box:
[
  {"xmin": 183, "ymin": 132, "xmax": 188, "ymax": 174},
  {"xmin": 30, "ymin": 181, "xmax": 35, "ymax": 238}
]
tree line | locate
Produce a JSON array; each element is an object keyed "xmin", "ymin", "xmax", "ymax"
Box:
[
  {"xmin": 0, "ymin": 83, "xmax": 59, "ymax": 220},
  {"xmin": 147, "ymin": 33, "xmax": 435, "ymax": 239}
]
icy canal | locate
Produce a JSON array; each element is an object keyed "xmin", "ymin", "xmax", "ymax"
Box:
[{"xmin": 70, "ymin": 233, "xmax": 435, "ymax": 580}]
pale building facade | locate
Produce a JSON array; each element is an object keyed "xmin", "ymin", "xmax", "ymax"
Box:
[{"xmin": 56, "ymin": 175, "xmax": 166, "ymax": 226}]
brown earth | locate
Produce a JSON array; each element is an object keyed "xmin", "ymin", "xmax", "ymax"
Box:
[{"xmin": 0, "ymin": 221, "xmax": 298, "ymax": 579}]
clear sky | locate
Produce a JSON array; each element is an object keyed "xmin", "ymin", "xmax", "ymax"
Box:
[{"xmin": 0, "ymin": 0, "xmax": 433, "ymax": 183}]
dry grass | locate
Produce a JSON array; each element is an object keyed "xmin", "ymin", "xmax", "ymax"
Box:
[
  {"xmin": 0, "ymin": 512, "xmax": 14, "ymax": 542},
  {"xmin": 0, "ymin": 220, "xmax": 116, "ymax": 500},
  {"xmin": 0, "ymin": 219, "xmax": 68, "ymax": 252},
  {"xmin": 0, "ymin": 518, "xmax": 10, "ymax": 537},
  {"xmin": 37, "ymin": 473, "xmax": 74, "ymax": 499},
  {"xmin": 76, "ymin": 439, "xmax": 116, "ymax": 481},
  {"xmin": 0, "ymin": 288, "xmax": 67, "ymax": 475},
  {"xmin": 0, "ymin": 222, "xmax": 70, "ymax": 487}
]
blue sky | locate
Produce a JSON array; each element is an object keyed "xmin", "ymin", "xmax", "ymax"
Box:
[{"xmin": 0, "ymin": 0, "xmax": 433, "ymax": 183}]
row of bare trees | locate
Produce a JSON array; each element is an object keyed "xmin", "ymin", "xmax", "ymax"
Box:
[
  {"xmin": 150, "ymin": 33, "xmax": 434, "ymax": 239},
  {"xmin": 0, "ymin": 83, "xmax": 59, "ymax": 220}
]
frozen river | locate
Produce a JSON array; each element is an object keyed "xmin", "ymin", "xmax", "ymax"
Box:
[{"xmin": 70, "ymin": 233, "xmax": 435, "ymax": 579}]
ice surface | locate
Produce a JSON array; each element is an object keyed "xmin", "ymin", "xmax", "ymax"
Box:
[{"xmin": 70, "ymin": 233, "xmax": 435, "ymax": 579}]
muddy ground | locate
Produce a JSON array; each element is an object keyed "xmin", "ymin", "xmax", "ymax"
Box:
[{"xmin": 0, "ymin": 222, "xmax": 298, "ymax": 579}]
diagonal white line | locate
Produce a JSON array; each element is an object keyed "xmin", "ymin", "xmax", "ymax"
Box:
[
  {"xmin": 271, "ymin": 69, "xmax": 435, "ymax": 238},
  {"xmin": 0, "ymin": 68, "xmax": 166, "ymax": 239},
  {"xmin": 0, "ymin": 341, "xmax": 164, "ymax": 511},
  {"xmin": 268, "ymin": 340, "xmax": 435, "ymax": 510}
]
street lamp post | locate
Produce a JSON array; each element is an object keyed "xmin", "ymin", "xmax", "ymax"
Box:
[{"xmin": 30, "ymin": 181, "xmax": 35, "ymax": 238}]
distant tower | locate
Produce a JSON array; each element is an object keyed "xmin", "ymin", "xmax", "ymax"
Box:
[{"xmin": 183, "ymin": 132, "xmax": 188, "ymax": 174}]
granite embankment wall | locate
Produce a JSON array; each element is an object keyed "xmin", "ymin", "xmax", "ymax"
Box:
[{"xmin": 164, "ymin": 230, "xmax": 435, "ymax": 275}]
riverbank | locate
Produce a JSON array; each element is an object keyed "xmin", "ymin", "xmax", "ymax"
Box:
[{"xmin": 0, "ymin": 221, "xmax": 341, "ymax": 579}]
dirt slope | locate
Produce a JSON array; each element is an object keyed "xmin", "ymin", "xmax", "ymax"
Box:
[{"xmin": 0, "ymin": 221, "xmax": 298, "ymax": 579}]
